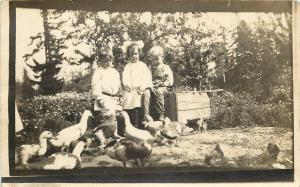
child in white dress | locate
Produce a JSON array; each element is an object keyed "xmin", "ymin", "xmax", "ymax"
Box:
[{"xmin": 122, "ymin": 43, "xmax": 152, "ymax": 128}]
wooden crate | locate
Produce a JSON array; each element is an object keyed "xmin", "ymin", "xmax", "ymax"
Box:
[{"xmin": 164, "ymin": 89, "xmax": 224, "ymax": 122}]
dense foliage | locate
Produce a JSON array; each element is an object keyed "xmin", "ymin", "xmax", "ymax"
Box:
[
  {"xmin": 209, "ymin": 92, "xmax": 293, "ymax": 129},
  {"xmin": 224, "ymin": 15, "xmax": 292, "ymax": 103},
  {"xmin": 16, "ymin": 92, "xmax": 94, "ymax": 146}
]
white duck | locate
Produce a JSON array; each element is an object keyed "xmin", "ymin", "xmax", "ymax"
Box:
[
  {"xmin": 119, "ymin": 111, "xmax": 155, "ymax": 144},
  {"xmin": 99, "ymin": 138, "xmax": 152, "ymax": 168},
  {"xmin": 49, "ymin": 110, "xmax": 93, "ymax": 152},
  {"xmin": 15, "ymin": 131, "xmax": 55, "ymax": 168},
  {"xmin": 43, "ymin": 141, "xmax": 85, "ymax": 170}
]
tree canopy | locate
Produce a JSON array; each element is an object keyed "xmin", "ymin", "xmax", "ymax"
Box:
[{"xmin": 21, "ymin": 11, "xmax": 292, "ymax": 106}]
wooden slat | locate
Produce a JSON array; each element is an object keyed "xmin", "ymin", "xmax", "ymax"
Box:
[
  {"xmin": 176, "ymin": 92, "xmax": 210, "ymax": 110},
  {"xmin": 178, "ymin": 108, "xmax": 211, "ymax": 122}
]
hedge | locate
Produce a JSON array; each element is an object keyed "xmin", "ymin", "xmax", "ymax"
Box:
[
  {"xmin": 16, "ymin": 91, "xmax": 94, "ymax": 146},
  {"xmin": 208, "ymin": 92, "xmax": 293, "ymax": 129}
]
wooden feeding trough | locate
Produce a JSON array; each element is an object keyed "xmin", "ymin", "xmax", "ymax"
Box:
[{"xmin": 164, "ymin": 89, "xmax": 225, "ymax": 122}]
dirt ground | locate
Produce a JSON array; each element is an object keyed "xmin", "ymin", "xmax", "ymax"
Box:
[
  {"xmin": 16, "ymin": 126, "xmax": 293, "ymax": 170},
  {"xmin": 81, "ymin": 126, "xmax": 293, "ymax": 169}
]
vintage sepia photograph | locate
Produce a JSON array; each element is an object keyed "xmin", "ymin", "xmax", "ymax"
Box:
[{"xmin": 8, "ymin": 0, "xmax": 294, "ymax": 180}]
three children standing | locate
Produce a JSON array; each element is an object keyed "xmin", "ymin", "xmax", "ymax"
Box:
[{"xmin": 92, "ymin": 43, "xmax": 173, "ymax": 129}]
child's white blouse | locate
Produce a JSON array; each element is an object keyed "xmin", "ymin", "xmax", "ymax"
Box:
[{"xmin": 91, "ymin": 66, "xmax": 121, "ymax": 100}]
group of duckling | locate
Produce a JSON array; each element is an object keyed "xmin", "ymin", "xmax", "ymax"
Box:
[{"xmin": 203, "ymin": 142, "xmax": 286, "ymax": 168}]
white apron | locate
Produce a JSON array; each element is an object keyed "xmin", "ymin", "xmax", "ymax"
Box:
[{"xmin": 122, "ymin": 91, "xmax": 143, "ymax": 110}]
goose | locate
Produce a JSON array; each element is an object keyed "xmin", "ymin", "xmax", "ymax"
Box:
[
  {"xmin": 49, "ymin": 110, "xmax": 93, "ymax": 152},
  {"xmin": 99, "ymin": 138, "xmax": 152, "ymax": 168},
  {"xmin": 15, "ymin": 131, "xmax": 55, "ymax": 168},
  {"xmin": 119, "ymin": 111, "xmax": 155, "ymax": 144},
  {"xmin": 43, "ymin": 141, "xmax": 86, "ymax": 170}
]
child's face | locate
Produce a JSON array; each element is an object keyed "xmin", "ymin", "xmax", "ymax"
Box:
[
  {"xmin": 150, "ymin": 53, "xmax": 163, "ymax": 66},
  {"xmin": 128, "ymin": 47, "xmax": 140, "ymax": 63},
  {"xmin": 99, "ymin": 56, "xmax": 111, "ymax": 68}
]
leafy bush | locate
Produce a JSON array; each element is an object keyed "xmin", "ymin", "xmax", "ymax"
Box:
[
  {"xmin": 209, "ymin": 92, "xmax": 293, "ymax": 129},
  {"xmin": 257, "ymin": 102, "xmax": 293, "ymax": 129},
  {"xmin": 16, "ymin": 91, "xmax": 94, "ymax": 146}
]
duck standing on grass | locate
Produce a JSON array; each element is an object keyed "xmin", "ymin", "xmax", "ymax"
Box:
[
  {"xmin": 49, "ymin": 110, "xmax": 93, "ymax": 152},
  {"xmin": 99, "ymin": 138, "xmax": 152, "ymax": 168},
  {"xmin": 119, "ymin": 111, "xmax": 155, "ymax": 145},
  {"xmin": 15, "ymin": 131, "xmax": 55, "ymax": 169},
  {"xmin": 43, "ymin": 141, "xmax": 86, "ymax": 170}
]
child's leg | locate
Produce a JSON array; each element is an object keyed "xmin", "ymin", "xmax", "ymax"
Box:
[
  {"xmin": 124, "ymin": 108, "xmax": 141, "ymax": 128},
  {"xmin": 152, "ymin": 88, "xmax": 166, "ymax": 121},
  {"xmin": 142, "ymin": 88, "xmax": 151, "ymax": 120}
]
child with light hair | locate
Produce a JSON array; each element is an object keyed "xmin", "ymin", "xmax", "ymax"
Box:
[
  {"xmin": 91, "ymin": 46, "xmax": 122, "ymax": 143},
  {"xmin": 122, "ymin": 43, "xmax": 153, "ymax": 128},
  {"xmin": 92, "ymin": 46, "xmax": 121, "ymax": 116},
  {"xmin": 148, "ymin": 45, "xmax": 174, "ymax": 121}
]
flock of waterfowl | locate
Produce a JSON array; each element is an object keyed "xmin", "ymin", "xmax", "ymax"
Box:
[{"xmin": 15, "ymin": 109, "xmax": 284, "ymax": 170}]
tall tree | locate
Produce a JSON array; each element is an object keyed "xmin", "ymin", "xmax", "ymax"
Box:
[
  {"xmin": 223, "ymin": 14, "xmax": 292, "ymax": 103},
  {"xmin": 22, "ymin": 10, "xmax": 69, "ymax": 96}
]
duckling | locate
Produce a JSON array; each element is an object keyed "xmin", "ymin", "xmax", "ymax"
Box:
[
  {"xmin": 15, "ymin": 131, "xmax": 55, "ymax": 169},
  {"xmin": 196, "ymin": 118, "xmax": 207, "ymax": 132},
  {"xmin": 99, "ymin": 138, "xmax": 152, "ymax": 168},
  {"xmin": 267, "ymin": 143, "xmax": 280, "ymax": 160},
  {"xmin": 252, "ymin": 143, "xmax": 280, "ymax": 166},
  {"xmin": 204, "ymin": 144, "xmax": 224, "ymax": 167},
  {"xmin": 49, "ymin": 110, "xmax": 93, "ymax": 152},
  {"xmin": 168, "ymin": 118, "xmax": 194, "ymax": 135},
  {"xmin": 143, "ymin": 116, "xmax": 167, "ymax": 146},
  {"xmin": 143, "ymin": 116, "xmax": 180, "ymax": 146},
  {"xmin": 144, "ymin": 115, "xmax": 165, "ymax": 136},
  {"xmin": 43, "ymin": 141, "xmax": 86, "ymax": 170},
  {"xmin": 93, "ymin": 114, "xmax": 123, "ymax": 145},
  {"xmin": 159, "ymin": 118, "xmax": 181, "ymax": 147},
  {"xmin": 234, "ymin": 143, "xmax": 281, "ymax": 168},
  {"xmin": 119, "ymin": 111, "xmax": 155, "ymax": 144}
]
